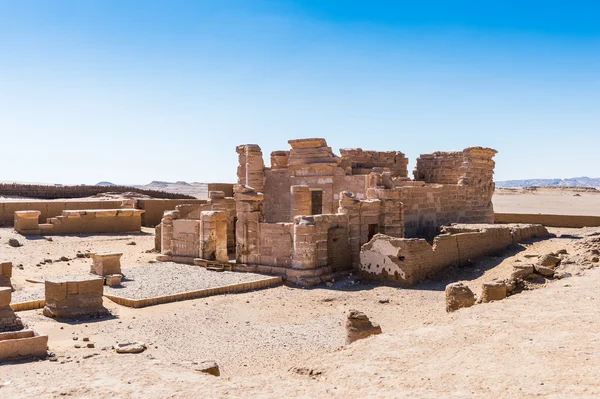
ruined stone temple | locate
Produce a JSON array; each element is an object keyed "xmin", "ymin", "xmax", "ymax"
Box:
[{"xmin": 159, "ymin": 137, "xmax": 501, "ymax": 286}]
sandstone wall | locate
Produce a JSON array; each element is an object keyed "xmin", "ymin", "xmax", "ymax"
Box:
[
  {"xmin": 137, "ymin": 199, "xmax": 208, "ymax": 227},
  {"xmin": 339, "ymin": 149, "xmax": 408, "ymax": 177},
  {"xmin": 360, "ymin": 224, "xmax": 549, "ymax": 285},
  {"xmin": 16, "ymin": 209, "xmax": 144, "ymax": 235},
  {"xmin": 206, "ymin": 183, "xmax": 234, "ymax": 198},
  {"xmin": 0, "ymin": 200, "xmax": 122, "ymax": 226}
]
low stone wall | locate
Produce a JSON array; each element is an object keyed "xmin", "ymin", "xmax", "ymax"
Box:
[
  {"xmin": 15, "ymin": 209, "xmax": 144, "ymax": 235},
  {"xmin": 360, "ymin": 224, "xmax": 549, "ymax": 285},
  {"xmin": 495, "ymin": 213, "xmax": 600, "ymax": 228},
  {"xmin": 137, "ymin": 199, "xmax": 208, "ymax": 227},
  {"xmin": 0, "ymin": 330, "xmax": 48, "ymax": 362},
  {"xmin": 0, "ymin": 200, "xmax": 122, "ymax": 226}
]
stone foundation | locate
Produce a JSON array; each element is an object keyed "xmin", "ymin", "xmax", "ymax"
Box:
[
  {"xmin": 0, "ymin": 288, "xmax": 24, "ymax": 332},
  {"xmin": 0, "ymin": 330, "xmax": 48, "ymax": 363},
  {"xmin": 43, "ymin": 276, "xmax": 109, "ymax": 318},
  {"xmin": 90, "ymin": 252, "xmax": 123, "ymax": 276},
  {"xmin": 15, "ymin": 208, "xmax": 144, "ymax": 235}
]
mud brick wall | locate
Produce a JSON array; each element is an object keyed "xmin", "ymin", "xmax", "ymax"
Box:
[
  {"xmin": 339, "ymin": 149, "xmax": 408, "ymax": 177},
  {"xmin": 0, "ymin": 183, "xmax": 195, "ymax": 200},
  {"xmin": 360, "ymin": 224, "xmax": 549, "ymax": 285}
]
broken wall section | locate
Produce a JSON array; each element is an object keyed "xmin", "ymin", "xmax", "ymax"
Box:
[{"xmin": 360, "ymin": 223, "xmax": 549, "ymax": 285}]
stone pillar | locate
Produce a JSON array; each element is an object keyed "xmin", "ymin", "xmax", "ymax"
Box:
[
  {"xmin": 14, "ymin": 211, "xmax": 41, "ymax": 235},
  {"xmin": 236, "ymin": 144, "xmax": 265, "ymax": 192},
  {"xmin": 234, "ymin": 185, "xmax": 264, "ymax": 264},
  {"xmin": 43, "ymin": 276, "xmax": 109, "ymax": 319},
  {"xmin": 0, "ymin": 262, "xmax": 12, "ymax": 289},
  {"xmin": 290, "ymin": 185, "xmax": 311, "ymax": 218},
  {"xmin": 160, "ymin": 210, "xmax": 179, "ymax": 255},
  {"xmin": 0, "ymin": 287, "xmax": 24, "ymax": 332},
  {"xmin": 200, "ymin": 211, "xmax": 228, "ymax": 263},
  {"xmin": 292, "ymin": 216, "xmax": 317, "ymax": 269},
  {"xmin": 270, "ymin": 151, "xmax": 290, "ymax": 169},
  {"xmin": 338, "ymin": 192, "xmax": 362, "ymax": 269},
  {"xmin": 459, "ymin": 147, "xmax": 498, "ymax": 223},
  {"xmin": 90, "ymin": 252, "xmax": 123, "ymax": 276},
  {"xmin": 209, "ymin": 191, "xmax": 236, "ymax": 254}
]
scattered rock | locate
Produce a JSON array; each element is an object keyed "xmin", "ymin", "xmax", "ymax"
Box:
[
  {"xmin": 115, "ymin": 342, "xmax": 146, "ymax": 354},
  {"xmin": 445, "ymin": 282, "xmax": 475, "ymax": 312},
  {"xmin": 87, "ymin": 343, "xmax": 95, "ymax": 348},
  {"xmin": 127, "ymin": 241, "xmax": 137, "ymax": 246},
  {"xmin": 538, "ymin": 254, "xmax": 561, "ymax": 269},
  {"xmin": 82, "ymin": 337, "xmax": 89, "ymax": 342},
  {"xmin": 556, "ymin": 249, "xmax": 568, "ymax": 255},
  {"xmin": 481, "ymin": 282, "xmax": 507, "ymax": 303},
  {"xmin": 510, "ymin": 264, "xmax": 534, "ymax": 280},
  {"xmin": 524, "ymin": 254, "xmax": 538, "ymax": 258},
  {"xmin": 8, "ymin": 238, "xmax": 21, "ymax": 248},
  {"xmin": 534, "ymin": 264, "xmax": 555, "ymax": 277},
  {"xmin": 59, "ymin": 256, "xmax": 70, "ymax": 262},
  {"xmin": 195, "ymin": 360, "xmax": 220, "ymax": 376},
  {"xmin": 555, "ymin": 272, "xmax": 572, "ymax": 279},
  {"xmin": 345, "ymin": 309, "xmax": 382, "ymax": 344},
  {"xmin": 591, "ymin": 257, "xmax": 599, "ymax": 263},
  {"xmin": 378, "ymin": 298, "xmax": 390, "ymax": 304},
  {"xmin": 76, "ymin": 253, "xmax": 86, "ymax": 259}
]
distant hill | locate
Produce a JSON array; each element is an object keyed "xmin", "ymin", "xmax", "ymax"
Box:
[
  {"xmin": 95, "ymin": 181, "xmax": 116, "ymax": 186},
  {"xmin": 497, "ymin": 177, "xmax": 600, "ymax": 188}
]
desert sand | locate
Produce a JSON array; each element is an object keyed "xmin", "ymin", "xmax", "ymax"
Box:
[{"xmin": 1, "ymin": 190, "xmax": 600, "ymax": 398}]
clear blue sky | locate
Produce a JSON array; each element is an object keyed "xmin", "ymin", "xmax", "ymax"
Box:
[{"xmin": 1, "ymin": 1, "xmax": 599, "ymax": 184}]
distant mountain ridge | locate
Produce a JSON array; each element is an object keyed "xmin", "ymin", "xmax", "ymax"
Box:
[{"xmin": 496, "ymin": 177, "xmax": 600, "ymax": 188}]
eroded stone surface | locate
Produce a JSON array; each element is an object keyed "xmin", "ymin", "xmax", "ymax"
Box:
[
  {"xmin": 346, "ymin": 309, "xmax": 382, "ymax": 344},
  {"xmin": 445, "ymin": 283, "xmax": 476, "ymax": 312}
]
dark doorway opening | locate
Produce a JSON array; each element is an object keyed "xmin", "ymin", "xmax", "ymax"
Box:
[
  {"xmin": 368, "ymin": 224, "xmax": 379, "ymax": 241},
  {"xmin": 311, "ymin": 190, "xmax": 323, "ymax": 215}
]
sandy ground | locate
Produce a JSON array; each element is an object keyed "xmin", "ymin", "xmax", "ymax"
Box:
[
  {"xmin": 1, "ymin": 190, "xmax": 600, "ymax": 398},
  {"xmin": 493, "ymin": 187, "xmax": 600, "ymax": 216},
  {"xmin": 1, "ymin": 223, "xmax": 599, "ymax": 397}
]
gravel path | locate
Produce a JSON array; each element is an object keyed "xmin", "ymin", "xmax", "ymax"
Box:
[
  {"xmin": 11, "ymin": 286, "xmax": 44, "ymax": 303},
  {"xmin": 104, "ymin": 262, "xmax": 276, "ymax": 299}
]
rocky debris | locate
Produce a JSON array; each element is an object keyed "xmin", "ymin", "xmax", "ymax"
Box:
[
  {"xmin": 592, "ymin": 257, "xmax": 599, "ymax": 263},
  {"xmin": 445, "ymin": 282, "xmax": 475, "ymax": 312},
  {"xmin": 510, "ymin": 264, "xmax": 534, "ymax": 280},
  {"xmin": 481, "ymin": 282, "xmax": 507, "ymax": 303},
  {"xmin": 8, "ymin": 239, "xmax": 21, "ymax": 248},
  {"xmin": 345, "ymin": 309, "xmax": 382, "ymax": 344},
  {"xmin": 556, "ymin": 249, "xmax": 568, "ymax": 255},
  {"xmin": 58, "ymin": 256, "xmax": 70, "ymax": 262},
  {"xmin": 378, "ymin": 298, "xmax": 390, "ymax": 304},
  {"xmin": 538, "ymin": 254, "xmax": 561, "ymax": 269},
  {"xmin": 291, "ymin": 367, "xmax": 323, "ymax": 378},
  {"xmin": 534, "ymin": 264, "xmax": 555, "ymax": 277},
  {"xmin": 195, "ymin": 360, "xmax": 220, "ymax": 376},
  {"xmin": 126, "ymin": 241, "xmax": 136, "ymax": 246},
  {"xmin": 115, "ymin": 342, "xmax": 146, "ymax": 354}
]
